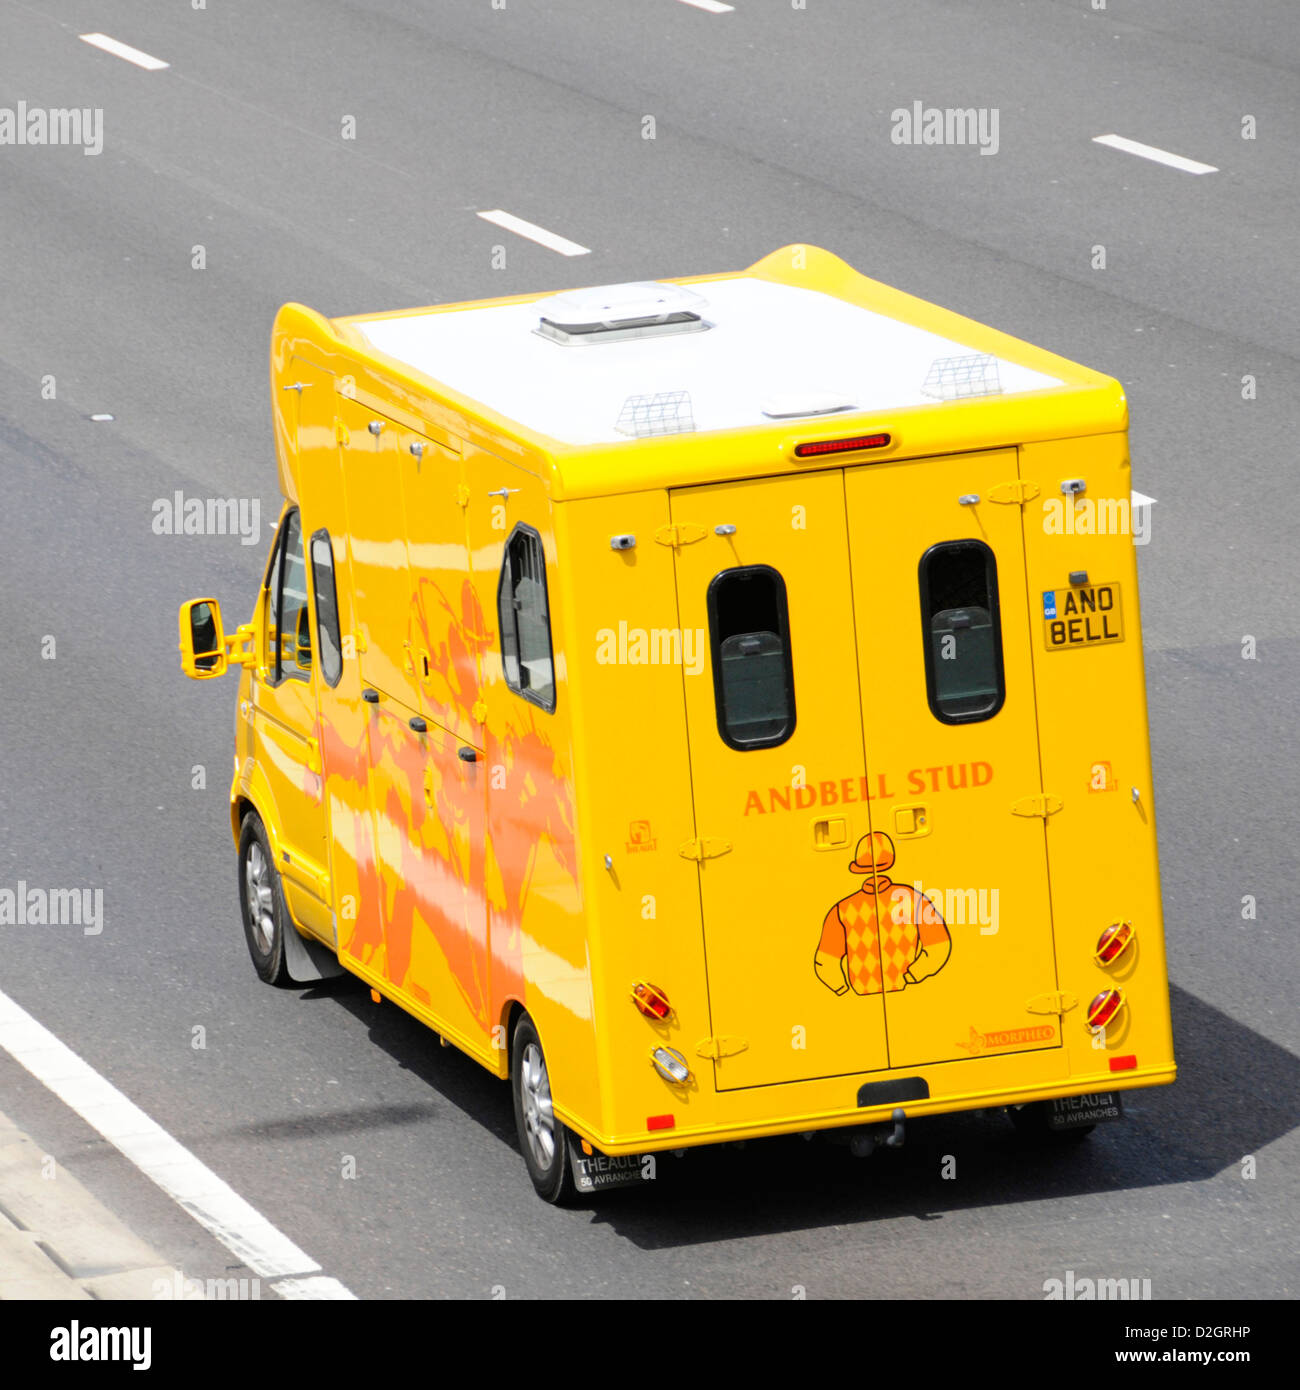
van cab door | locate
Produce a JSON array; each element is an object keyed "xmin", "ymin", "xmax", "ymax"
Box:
[
  {"xmin": 252, "ymin": 507, "xmax": 332, "ymax": 937},
  {"xmin": 844, "ymin": 448, "xmax": 1061, "ymax": 1068},
  {"xmin": 670, "ymin": 472, "xmax": 889, "ymax": 1091}
]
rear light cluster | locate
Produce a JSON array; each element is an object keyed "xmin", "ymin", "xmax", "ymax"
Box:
[
  {"xmin": 1095, "ymin": 920, "xmax": 1135, "ymax": 966},
  {"xmin": 632, "ymin": 981, "xmax": 671, "ymax": 1020},
  {"xmin": 651, "ymin": 1047, "xmax": 690, "ymax": 1085},
  {"xmin": 1087, "ymin": 988, "xmax": 1125, "ymax": 1031},
  {"xmin": 633, "ymin": 983, "xmax": 692, "ymax": 1091}
]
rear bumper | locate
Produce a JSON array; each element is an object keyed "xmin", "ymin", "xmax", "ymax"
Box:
[{"xmin": 560, "ymin": 1062, "xmax": 1176, "ymax": 1157}]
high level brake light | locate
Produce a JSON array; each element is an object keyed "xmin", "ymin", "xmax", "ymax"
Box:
[{"xmin": 794, "ymin": 432, "xmax": 891, "ymax": 458}]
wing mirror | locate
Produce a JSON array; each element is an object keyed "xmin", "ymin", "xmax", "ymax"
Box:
[{"xmin": 178, "ymin": 598, "xmax": 254, "ymax": 680}]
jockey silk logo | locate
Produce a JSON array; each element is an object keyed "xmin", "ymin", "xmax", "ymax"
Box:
[{"xmin": 814, "ymin": 832, "xmax": 952, "ymax": 997}]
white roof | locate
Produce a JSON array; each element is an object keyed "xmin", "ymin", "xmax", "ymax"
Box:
[{"xmin": 353, "ymin": 277, "xmax": 1062, "ymax": 446}]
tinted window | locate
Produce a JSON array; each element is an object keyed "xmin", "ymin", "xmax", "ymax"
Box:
[
  {"xmin": 311, "ymin": 531, "xmax": 343, "ymax": 687},
  {"xmin": 498, "ymin": 524, "xmax": 555, "ymax": 711},
  {"xmin": 275, "ymin": 511, "xmax": 312, "ymax": 682},
  {"xmin": 707, "ymin": 565, "xmax": 795, "ymax": 749},
  {"xmin": 919, "ymin": 540, "xmax": 1004, "ymax": 722},
  {"xmin": 265, "ymin": 525, "xmax": 285, "ymax": 666}
]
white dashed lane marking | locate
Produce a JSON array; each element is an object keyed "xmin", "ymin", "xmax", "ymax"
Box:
[
  {"xmin": 79, "ymin": 33, "xmax": 170, "ymax": 71},
  {"xmin": 476, "ymin": 210, "xmax": 591, "ymax": 257},
  {"xmin": 1093, "ymin": 134, "xmax": 1218, "ymax": 175}
]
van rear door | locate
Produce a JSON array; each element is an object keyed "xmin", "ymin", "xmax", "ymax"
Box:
[
  {"xmin": 844, "ymin": 448, "xmax": 1061, "ymax": 1068},
  {"xmin": 670, "ymin": 472, "xmax": 889, "ymax": 1091}
]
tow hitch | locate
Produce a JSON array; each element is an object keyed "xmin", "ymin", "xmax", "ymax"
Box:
[{"xmin": 829, "ymin": 1107, "xmax": 908, "ymax": 1158}]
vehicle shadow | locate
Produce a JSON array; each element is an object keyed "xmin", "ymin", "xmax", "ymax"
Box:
[{"xmin": 308, "ymin": 976, "xmax": 1297, "ymax": 1248}]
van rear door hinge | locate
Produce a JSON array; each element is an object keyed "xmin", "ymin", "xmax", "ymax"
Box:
[
  {"xmin": 1027, "ymin": 991, "xmax": 1078, "ymax": 1016},
  {"xmin": 457, "ymin": 483, "xmax": 471, "ymax": 507},
  {"xmin": 696, "ymin": 1035, "xmax": 749, "ymax": 1061},
  {"xmin": 1012, "ymin": 793, "xmax": 1063, "ymax": 818},
  {"xmin": 987, "ymin": 480, "xmax": 1041, "ymax": 506},
  {"xmin": 679, "ymin": 837, "xmax": 732, "ymax": 862},
  {"xmin": 656, "ymin": 523, "xmax": 708, "ymax": 548}
]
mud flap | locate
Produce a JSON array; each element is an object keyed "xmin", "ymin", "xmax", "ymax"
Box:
[
  {"xmin": 567, "ymin": 1136, "xmax": 653, "ymax": 1193},
  {"xmin": 1047, "ymin": 1092, "xmax": 1123, "ymax": 1131},
  {"xmin": 282, "ymin": 921, "xmax": 345, "ymax": 982}
]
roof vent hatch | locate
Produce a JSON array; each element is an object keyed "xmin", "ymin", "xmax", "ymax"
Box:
[{"xmin": 534, "ymin": 282, "xmax": 711, "ymax": 346}]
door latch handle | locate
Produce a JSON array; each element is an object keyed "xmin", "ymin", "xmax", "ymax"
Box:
[
  {"xmin": 892, "ymin": 804, "xmax": 930, "ymax": 837},
  {"xmin": 812, "ymin": 817, "xmax": 850, "ymax": 850}
]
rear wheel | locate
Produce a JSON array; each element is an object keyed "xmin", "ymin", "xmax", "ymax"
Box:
[
  {"xmin": 237, "ymin": 813, "xmax": 294, "ymax": 986},
  {"xmin": 511, "ymin": 1014, "xmax": 576, "ymax": 1205}
]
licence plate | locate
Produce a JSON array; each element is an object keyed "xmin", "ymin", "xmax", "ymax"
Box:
[
  {"xmin": 1047, "ymin": 1091, "xmax": 1124, "ymax": 1130},
  {"xmin": 568, "ymin": 1137, "xmax": 651, "ymax": 1193},
  {"xmin": 1042, "ymin": 582, "xmax": 1124, "ymax": 651}
]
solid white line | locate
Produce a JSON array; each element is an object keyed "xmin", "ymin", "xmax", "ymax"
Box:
[
  {"xmin": 477, "ymin": 210, "xmax": 591, "ymax": 257},
  {"xmin": 0, "ymin": 989, "xmax": 354, "ymax": 1293},
  {"xmin": 1092, "ymin": 134, "xmax": 1217, "ymax": 175},
  {"xmin": 270, "ymin": 1275, "xmax": 358, "ymax": 1300},
  {"xmin": 677, "ymin": 0, "xmax": 736, "ymax": 11},
  {"xmin": 79, "ymin": 33, "xmax": 170, "ymax": 71}
]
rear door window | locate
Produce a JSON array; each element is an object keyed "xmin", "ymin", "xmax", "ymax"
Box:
[
  {"xmin": 706, "ymin": 565, "xmax": 796, "ymax": 749},
  {"xmin": 919, "ymin": 539, "xmax": 1004, "ymax": 722}
]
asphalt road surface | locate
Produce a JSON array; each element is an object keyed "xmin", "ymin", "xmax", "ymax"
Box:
[{"xmin": 0, "ymin": 0, "xmax": 1295, "ymax": 1300}]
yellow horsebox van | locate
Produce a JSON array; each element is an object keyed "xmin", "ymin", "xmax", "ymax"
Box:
[{"xmin": 179, "ymin": 245, "xmax": 1174, "ymax": 1202}]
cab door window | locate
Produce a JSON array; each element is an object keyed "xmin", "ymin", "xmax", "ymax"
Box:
[
  {"xmin": 310, "ymin": 531, "xmax": 343, "ymax": 687},
  {"xmin": 268, "ymin": 510, "xmax": 312, "ymax": 684}
]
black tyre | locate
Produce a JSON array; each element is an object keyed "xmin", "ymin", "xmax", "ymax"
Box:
[
  {"xmin": 237, "ymin": 813, "xmax": 295, "ymax": 986},
  {"xmin": 511, "ymin": 1013, "xmax": 577, "ymax": 1205},
  {"xmin": 1009, "ymin": 1101, "xmax": 1095, "ymax": 1140}
]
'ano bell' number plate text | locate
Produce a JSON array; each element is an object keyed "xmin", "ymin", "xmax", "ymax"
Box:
[{"xmin": 1042, "ymin": 583, "xmax": 1124, "ymax": 652}]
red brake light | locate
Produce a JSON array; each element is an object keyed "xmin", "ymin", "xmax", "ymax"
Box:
[
  {"xmin": 794, "ymin": 432, "xmax": 891, "ymax": 458},
  {"xmin": 1095, "ymin": 921, "xmax": 1135, "ymax": 966},
  {"xmin": 632, "ymin": 982, "xmax": 671, "ymax": 1020},
  {"xmin": 1087, "ymin": 989, "xmax": 1126, "ymax": 1031}
]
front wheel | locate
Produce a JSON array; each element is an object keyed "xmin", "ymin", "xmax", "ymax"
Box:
[
  {"xmin": 511, "ymin": 1014, "xmax": 576, "ymax": 1205},
  {"xmin": 237, "ymin": 813, "xmax": 294, "ymax": 986}
]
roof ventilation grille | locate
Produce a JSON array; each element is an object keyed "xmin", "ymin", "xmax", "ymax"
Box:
[
  {"xmin": 922, "ymin": 353, "xmax": 1002, "ymax": 400},
  {"xmin": 615, "ymin": 390, "xmax": 695, "ymax": 438},
  {"xmin": 534, "ymin": 282, "xmax": 711, "ymax": 346}
]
